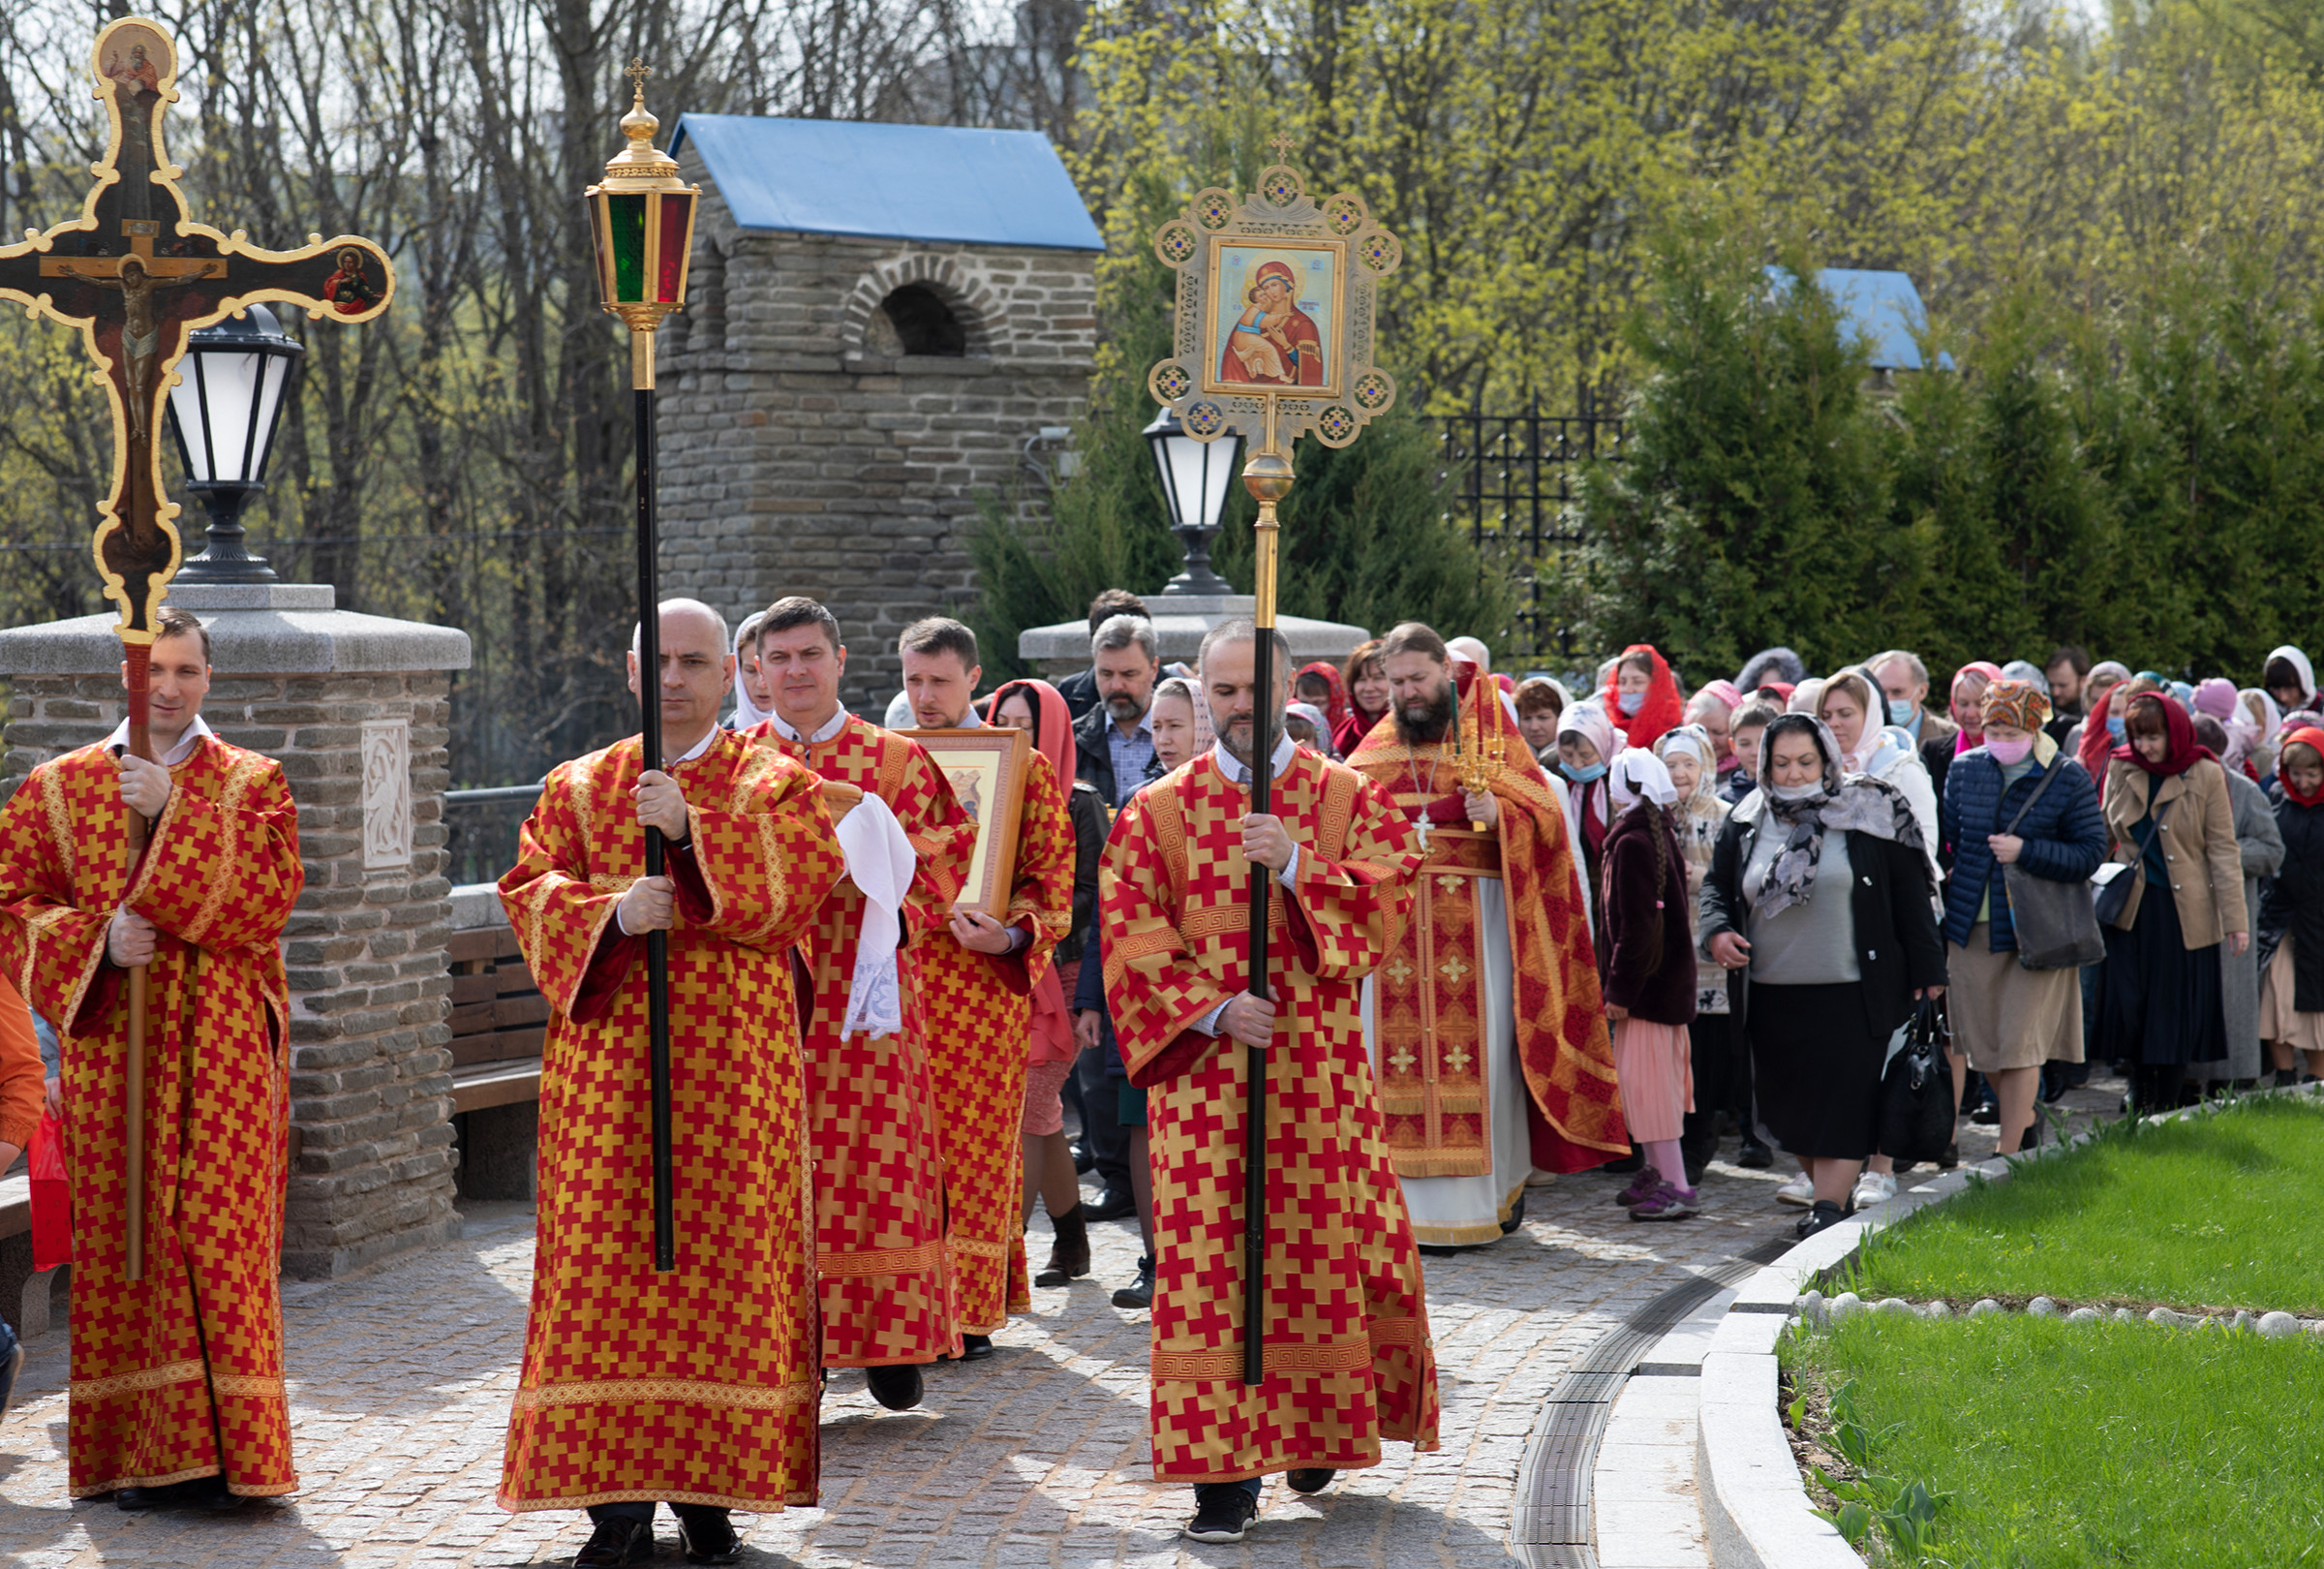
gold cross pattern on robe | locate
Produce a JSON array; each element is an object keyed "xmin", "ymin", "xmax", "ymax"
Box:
[
  {"xmin": 1435, "ymin": 873, "xmax": 1463, "ymax": 896},
  {"xmin": 1388, "ymin": 1046, "xmax": 1417, "ymax": 1074},
  {"xmin": 1438, "ymin": 954, "xmax": 1471, "ymax": 986},
  {"xmin": 1386, "ymin": 956, "xmax": 1416, "ymax": 987}
]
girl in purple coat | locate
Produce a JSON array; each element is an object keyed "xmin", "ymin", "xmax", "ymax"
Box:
[{"xmin": 1599, "ymin": 750, "xmax": 1701, "ymax": 1219}]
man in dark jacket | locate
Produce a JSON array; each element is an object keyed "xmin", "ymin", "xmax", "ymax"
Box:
[
  {"xmin": 1073, "ymin": 613, "xmax": 1164, "ymax": 809},
  {"xmin": 1055, "ymin": 590, "xmax": 1149, "ymax": 720}
]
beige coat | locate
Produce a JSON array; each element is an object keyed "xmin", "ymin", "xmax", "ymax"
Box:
[{"xmin": 2101, "ymin": 757, "xmax": 2248, "ymax": 946}]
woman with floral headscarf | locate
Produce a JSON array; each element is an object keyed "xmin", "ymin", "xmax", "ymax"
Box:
[
  {"xmin": 2096, "ymin": 692, "xmax": 2248, "ymax": 1113},
  {"xmin": 1556, "ymin": 701, "xmax": 1627, "ymax": 893},
  {"xmin": 1940, "ymin": 679, "xmax": 2107, "ymax": 1154},
  {"xmin": 1697, "ymin": 715, "xmax": 1945, "ymax": 1239}
]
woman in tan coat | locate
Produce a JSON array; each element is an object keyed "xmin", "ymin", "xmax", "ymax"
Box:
[{"xmin": 2096, "ymin": 692, "xmax": 2248, "ymax": 1112}]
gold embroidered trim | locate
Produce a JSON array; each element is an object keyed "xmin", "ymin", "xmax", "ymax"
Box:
[
  {"xmin": 510, "ymin": 1376, "xmax": 817, "ymax": 1414},
  {"xmin": 818, "ymin": 1241, "xmax": 945, "ymax": 1278},
  {"xmin": 947, "ymin": 1235, "xmax": 1008, "ymax": 1262},
  {"xmin": 1151, "ymin": 1338, "xmax": 1376, "ymax": 1381},
  {"xmin": 71, "ymin": 1359, "xmax": 207, "ymax": 1400},
  {"xmin": 500, "ymin": 1485, "xmax": 814, "ymax": 1514},
  {"xmin": 210, "ymin": 1372, "xmax": 288, "ymax": 1400},
  {"xmin": 39, "ymin": 765, "xmax": 76, "ymax": 883}
]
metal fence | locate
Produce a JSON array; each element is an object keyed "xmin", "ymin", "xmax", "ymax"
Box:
[
  {"xmin": 443, "ymin": 785, "xmax": 541, "ymax": 887},
  {"xmin": 1434, "ymin": 398, "xmax": 1626, "ymax": 662}
]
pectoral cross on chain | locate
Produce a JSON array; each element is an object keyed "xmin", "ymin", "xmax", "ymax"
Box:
[{"xmin": 0, "ymin": 18, "xmax": 394, "ymax": 641}]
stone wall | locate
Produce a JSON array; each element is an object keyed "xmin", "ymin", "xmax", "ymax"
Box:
[
  {"xmin": 657, "ymin": 149, "xmax": 1098, "ymax": 712},
  {"xmin": 0, "ymin": 592, "xmax": 469, "ymax": 1279}
]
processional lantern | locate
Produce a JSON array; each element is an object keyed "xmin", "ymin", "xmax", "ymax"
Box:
[
  {"xmin": 1145, "ymin": 136, "xmax": 1402, "ymax": 1387},
  {"xmin": 167, "ymin": 303, "xmax": 304, "ymax": 582},
  {"xmin": 0, "ymin": 15, "xmax": 393, "ymax": 1283},
  {"xmin": 586, "ymin": 60, "xmax": 699, "ymax": 1277}
]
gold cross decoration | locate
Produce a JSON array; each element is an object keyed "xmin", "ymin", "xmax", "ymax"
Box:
[
  {"xmin": 1269, "ymin": 132, "xmax": 1298, "ymax": 161},
  {"xmin": 627, "ymin": 57, "xmax": 653, "ymax": 95},
  {"xmin": 0, "ymin": 17, "xmax": 394, "ymax": 648},
  {"xmin": 1386, "ymin": 957, "xmax": 1416, "ymax": 987},
  {"xmin": 1446, "ymin": 1044, "xmax": 1474, "ymax": 1076},
  {"xmin": 1439, "ymin": 954, "xmax": 1472, "ymax": 986},
  {"xmin": 1388, "ymin": 1046, "xmax": 1417, "ymax": 1075}
]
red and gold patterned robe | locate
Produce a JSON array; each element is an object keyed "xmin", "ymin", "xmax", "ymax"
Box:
[
  {"xmin": 0, "ymin": 735, "xmax": 302, "ymax": 1498},
  {"xmin": 496, "ymin": 729, "xmax": 841, "ymax": 1512},
  {"xmin": 1347, "ymin": 671, "xmax": 1626, "ymax": 1200},
  {"xmin": 749, "ymin": 714, "xmax": 975, "ymax": 1367},
  {"xmin": 909, "ymin": 751, "xmax": 1074, "ymax": 1334},
  {"xmin": 1103, "ymin": 746, "xmax": 1437, "ymax": 1483}
]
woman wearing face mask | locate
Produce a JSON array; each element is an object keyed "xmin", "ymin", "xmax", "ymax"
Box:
[
  {"xmin": 2076, "ymin": 672, "xmax": 2161, "ymax": 806},
  {"xmin": 2258, "ymin": 728, "xmax": 2324, "ymax": 1088},
  {"xmin": 1698, "ymin": 715, "xmax": 1945, "ymax": 1239},
  {"xmin": 2097, "ymin": 693, "xmax": 2249, "ymax": 1113},
  {"xmin": 1938, "ymin": 680, "xmax": 2108, "ymax": 1155},
  {"xmin": 1557, "ymin": 703, "xmax": 1626, "ymax": 894},
  {"xmin": 1600, "ymin": 644, "xmax": 1685, "ymax": 753},
  {"xmin": 1819, "ymin": 671, "xmax": 1940, "ymax": 885}
]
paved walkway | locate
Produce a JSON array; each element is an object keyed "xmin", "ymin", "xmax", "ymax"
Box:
[{"xmin": 0, "ymin": 1081, "xmax": 2124, "ymax": 1568}]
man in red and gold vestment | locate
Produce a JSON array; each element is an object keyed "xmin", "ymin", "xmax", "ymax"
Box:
[
  {"xmin": 497, "ymin": 600, "xmax": 842, "ymax": 1566},
  {"xmin": 1102, "ymin": 618, "xmax": 1435, "ymax": 1546},
  {"xmin": 1347, "ymin": 623, "xmax": 1626, "ymax": 1247},
  {"xmin": 0, "ymin": 606, "xmax": 303, "ymax": 1510},
  {"xmin": 894, "ymin": 617, "xmax": 1074, "ymax": 1358},
  {"xmin": 748, "ymin": 598, "xmax": 975, "ymax": 1413}
]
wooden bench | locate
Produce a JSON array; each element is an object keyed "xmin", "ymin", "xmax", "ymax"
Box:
[{"xmin": 443, "ymin": 885, "xmax": 539, "ymax": 1198}]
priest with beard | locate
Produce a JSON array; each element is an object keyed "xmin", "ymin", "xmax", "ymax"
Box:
[
  {"xmin": 1101, "ymin": 618, "xmax": 1435, "ymax": 1546},
  {"xmin": 1346, "ymin": 622, "xmax": 1627, "ymax": 1249}
]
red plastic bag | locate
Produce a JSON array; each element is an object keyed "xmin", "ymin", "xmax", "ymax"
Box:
[{"xmin": 28, "ymin": 1107, "xmax": 71, "ymax": 1273}]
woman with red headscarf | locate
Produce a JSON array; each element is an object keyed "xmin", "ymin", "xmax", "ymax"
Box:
[
  {"xmin": 2095, "ymin": 692, "xmax": 2249, "ymax": 1113},
  {"xmin": 991, "ymin": 678, "xmax": 1108, "ymax": 1287},
  {"xmin": 1295, "ymin": 661, "xmax": 1351, "ymax": 756},
  {"xmin": 1601, "ymin": 644, "xmax": 1685, "ymax": 753},
  {"xmin": 2257, "ymin": 727, "xmax": 2324, "ymax": 1086}
]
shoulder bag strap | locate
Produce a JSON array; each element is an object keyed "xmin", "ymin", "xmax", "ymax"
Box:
[{"xmin": 2003, "ymin": 754, "xmax": 2067, "ymax": 837}]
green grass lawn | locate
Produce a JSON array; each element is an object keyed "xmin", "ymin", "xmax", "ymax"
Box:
[
  {"xmin": 1785, "ymin": 1313, "xmax": 2324, "ymax": 1568},
  {"xmin": 1845, "ymin": 1092, "xmax": 2324, "ymax": 1313}
]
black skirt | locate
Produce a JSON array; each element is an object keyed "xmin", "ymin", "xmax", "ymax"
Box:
[
  {"xmin": 2098, "ymin": 882, "xmax": 2226, "ymax": 1066},
  {"xmin": 1749, "ymin": 981, "xmax": 1884, "ymax": 1160}
]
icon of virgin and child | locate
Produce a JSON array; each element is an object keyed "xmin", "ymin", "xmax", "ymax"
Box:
[{"xmin": 1217, "ymin": 256, "xmax": 1326, "ymax": 387}]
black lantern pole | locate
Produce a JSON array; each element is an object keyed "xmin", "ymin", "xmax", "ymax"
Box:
[
  {"xmin": 1144, "ymin": 406, "xmax": 1243, "ymax": 596},
  {"xmin": 587, "ymin": 60, "xmax": 700, "ymax": 1276},
  {"xmin": 166, "ymin": 304, "xmax": 304, "ymax": 583}
]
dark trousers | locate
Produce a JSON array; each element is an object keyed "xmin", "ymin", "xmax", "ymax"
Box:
[
  {"xmin": 590, "ymin": 1500, "xmax": 728, "ymax": 1527},
  {"xmin": 1073, "ymin": 1042, "xmax": 1131, "ymax": 1193},
  {"xmin": 1680, "ymin": 1010, "xmax": 1748, "ymax": 1161}
]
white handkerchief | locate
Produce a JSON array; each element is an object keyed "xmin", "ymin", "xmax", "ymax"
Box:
[{"xmin": 835, "ymin": 790, "xmax": 917, "ymax": 1038}]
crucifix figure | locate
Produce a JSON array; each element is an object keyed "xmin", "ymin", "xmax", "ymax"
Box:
[{"xmin": 0, "ymin": 15, "xmax": 393, "ymax": 1315}]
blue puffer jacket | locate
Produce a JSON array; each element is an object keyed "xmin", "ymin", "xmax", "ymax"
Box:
[{"xmin": 1940, "ymin": 747, "xmax": 2108, "ymax": 950}]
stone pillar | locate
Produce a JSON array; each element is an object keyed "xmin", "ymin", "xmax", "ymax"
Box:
[
  {"xmin": 0, "ymin": 582, "xmax": 474, "ymax": 1278},
  {"xmin": 1018, "ymin": 593, "xmax": 1371, "ymax": 680}
]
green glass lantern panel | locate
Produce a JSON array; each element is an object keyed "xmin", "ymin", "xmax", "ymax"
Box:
[
  {"xmin": 605, "ymin": 192, "xmax": 647, "ymax": 303},
  {"xmin": 657, "ymin": 192, "xmax": 694, "ymax": 304}
]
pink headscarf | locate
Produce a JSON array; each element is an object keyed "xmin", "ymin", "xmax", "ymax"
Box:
[
  {"xmin": 1697, "ymin": 679, "xmax": 1745, "ymax": 713},
  {"xmin": 2192, "ymin": 678, "xmax": 2239, "ymax": 723},
  {"xmin": 1951, "ymin": 661, "xmax": 2003, "ymax": 754},
  {"xmin": 991, "ymin": 678, "xmax": 1076, "ymax": 1063}
]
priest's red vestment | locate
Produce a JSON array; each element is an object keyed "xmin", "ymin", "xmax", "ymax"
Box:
[
  {"xmin": 497, "ymin": 729, "xmax": 841, "ymax": 1512},
  {"xmin": 910, "ymin": 750, "xmax": 1074, "ymax": 1333},
  {"xmin": 1103, "ymin": 746, "xmax": 1439, "ymax": 1482},
  {"xmin": 0, "ymin": 735, "xmax": 302, "ymax": 1498},
  {"xmin": 1346, "ymin": 671, "xmax": 1626, "ymax": 1206},
  {"xmin": 750, "ymin": 714, "xmax": 974, "ymax": 1367}
]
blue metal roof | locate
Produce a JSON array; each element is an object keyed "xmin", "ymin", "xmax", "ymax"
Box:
[
  {"xmin": 1765, "ymin": 266, "xmax": 1955, "ymax": 371},
  {"xmin": 670, "ymin": 115, "xmax": 1104, "ymax": 252}
]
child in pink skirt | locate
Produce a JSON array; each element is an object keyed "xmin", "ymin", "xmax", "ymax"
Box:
[{"xmin": 1599, "ymin": 749, "xmax": 1702, "ymax": 1219}]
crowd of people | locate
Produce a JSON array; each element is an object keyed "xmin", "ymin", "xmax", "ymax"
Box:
[{"xmin": 5, "ymin": 587, "xmax": 2319, "ymax": 1561}]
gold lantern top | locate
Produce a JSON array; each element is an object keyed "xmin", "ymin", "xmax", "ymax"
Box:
[{"xmin": 587, "ymin": 60, "xmax": 700, "ymax": 384}]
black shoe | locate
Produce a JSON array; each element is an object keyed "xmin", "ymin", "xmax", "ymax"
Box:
[
  {"xmin": 677, "ymin": 1509, "xmax": 744, "ymax": 1564},
  {"xmin": 114, "ymin": 1487, "xmax": 161, "ymax": 1512},
  {"xmin": 574, "ymin": 1518, "xmax": 655, "ymax": 1567},
  {"xmin": 866, "ymin": 1363, "xmax": 924, "ymax": 1411},
  {"xmin": 1793, "ymin": 1199, "xmax": 1847, "ymax": 1240},
  {"xmin": 1034, "ymin": 1203, "xmax": 1091, "ymax": 1287},
  {"xmin": 1184, "ymin": 1485, "xmax": 1260, "ymax": 1543},
  {"xmin": 1499, "ymin": 1194, "xmax": 1527, "ymax": 1235},
  {"xmin": 2277, "ymin": 1067, "xmax": 2301, "ymax": 1089},
  {"xmin": 955, "ymin": 1334, "xmax": 994, "ymax": 1362},
  {"xmin": 1070, "ymin": 1139, "xmax": 1095, "ymax": 1174},
  {"xmin": 1286, "ymin": 1467, "xmax": 1335, "ymax": 1494},
  {"xmin": 1085, "ymin": 1184, "xmax": 1137, "ymax": 1222},
  {"xmin": 1417, "ymin": 1244, "xmax": 1460, "ymax": 1256},
  {"xmin": 1937, "ymin": 1140, "xmax": 1960, "ymax": 1170},
  {"xmin": 2040, "ymin": 1063, "xmax": 2068, "ymax": 1104},
  {"xmin": 1735, "ymin": 1138, "xmax": 1774, "ymax": 1170},
  {"xmin": 114, "ymin": 1476, "xmax": 236, "ymax": 1512},
  {"xmin": 1112, "ymin": 1256, "xmax": 1155, "ymax": 1309},
  {"xmin": 1969, "ymin": 1092, "xmax": 2000, "ymax": 1125}
]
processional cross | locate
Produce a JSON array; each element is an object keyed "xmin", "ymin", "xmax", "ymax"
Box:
[{"xmin": 0, "ymin": 16, "xmax": 394, "ymax": 1281}]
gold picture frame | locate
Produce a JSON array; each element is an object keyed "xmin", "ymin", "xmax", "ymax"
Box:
[
  {"xmin": 898, "ymin": 726, "xmax": 1031, "ymax": 919},
  {"xmin": 1201, "ymin": 238, "xmax": 1346, "ymax": 399}
]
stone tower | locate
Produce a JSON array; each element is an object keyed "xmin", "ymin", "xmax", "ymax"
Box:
[{"xmin": 657, "ymin": 115, "xmax": 1103, "ymax": 711}]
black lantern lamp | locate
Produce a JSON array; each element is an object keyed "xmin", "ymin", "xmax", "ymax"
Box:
[
  {"xmin": 166, "ymin": 302, "xmax": 304, "ymax": 583},
  {"xmin": 1144, "ymin": 405, "xmax": 1243, "ymax": 596}
]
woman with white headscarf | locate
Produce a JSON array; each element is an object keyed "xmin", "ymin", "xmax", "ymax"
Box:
[
  {"xmin": 1599, "ymin": 749, "xmax": 1699, "ymax": 1220},
  {"xmin": 731, "ymin": 610, "xmax": 777, "ymax": 729},
  {"xmin": 1697, "ymin": 715, "xmax": 1946, "ymax": 1240}
]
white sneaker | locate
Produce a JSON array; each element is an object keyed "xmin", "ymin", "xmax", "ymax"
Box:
[
  {"xmin": 1525, "ymin": 1168, "xmax": 1558, "ymax": 1188},
  {"xmin": 1775, "ymin": 1171, "xmax": 1815, "ymax": 1208},
  {"xmin": 1850, "ymin": 1171, "xmax": 1897, "ymax": 1210}
]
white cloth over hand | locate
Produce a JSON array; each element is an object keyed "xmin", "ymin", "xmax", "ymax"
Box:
[{"xmin": 834, "ymin": 790, "xmax": 917, "ymax": 1039}]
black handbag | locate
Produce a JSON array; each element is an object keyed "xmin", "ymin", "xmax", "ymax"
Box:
[
  {"xmin": 1877, "ymin": 1000, "xmax": 1954, "ymax": 1168},
  {"xmin": 2092, "ymin": 797, "xmax": 2172, "ymax": 929},
  {"xmin": 2000, "ymin": 762, "xmax": 2106, "ymax": 971}
]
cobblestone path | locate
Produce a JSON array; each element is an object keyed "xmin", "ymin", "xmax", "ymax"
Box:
[{"xmin": 0, "ymin": 1079, "xmax": 2123, "ymax": 1568}]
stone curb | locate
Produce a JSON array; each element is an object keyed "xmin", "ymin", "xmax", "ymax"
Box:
[{"xmin": 1695, "ymin": 1082, "xmax": 2324, "ymax": 1569}]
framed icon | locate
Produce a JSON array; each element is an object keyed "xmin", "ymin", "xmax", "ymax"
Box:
[{"xmin": 898, "ymin": 725, "xmax": 1031, "ymax": 918}]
